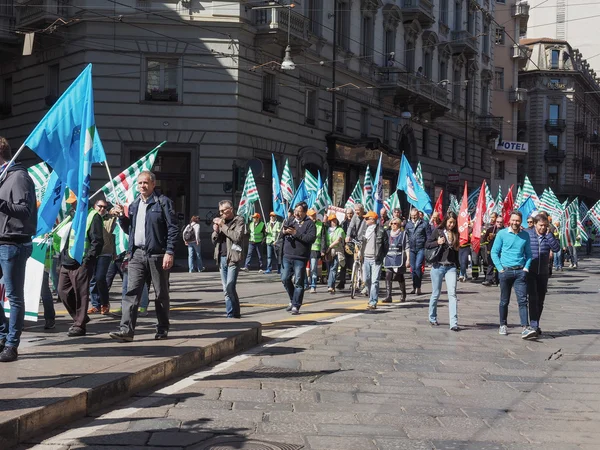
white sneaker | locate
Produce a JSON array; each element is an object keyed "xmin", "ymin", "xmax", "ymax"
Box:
[
  {"xmin": 291, "ymin": 307, "xmax": 299, "ymax": 315},
  {"xmin": 310, "ymin": 288, "xmax": 316, "ymax": 293},
  {"xmin": 521, "ymin": 326, "xmax": 538, "ymax": 340},
  {"xmin": 499, "ymin": 325, "xmax": 508, "ymax": 335}
]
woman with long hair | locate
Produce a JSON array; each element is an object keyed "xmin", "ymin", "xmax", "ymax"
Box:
[
  {"xmin": 425, "ymin": 211, "xmax": 460, "ymax": 331},
  {"xmin": 324, "ymin": 214, "xmax": 346, "ymax": 294},
  {"xmin": 382, "ymin": 218, "xmax": 410, "ymax": 302}
]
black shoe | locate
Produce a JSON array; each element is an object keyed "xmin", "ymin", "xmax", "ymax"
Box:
[
  {"xmin": 336, "ymin": 284, "xmax": 345, "ymax": 290},
  {"xmin": 44, "ymin": 319, "xmax": 56, "ymax": 330},
  {"xmin": 109, "ymin": 331, "xmax": 134, "ymax": 342},
  {"xmin": 67, "ymin": 327, "xmax": 86, "ymax": 337},
  {"xmin": 155, "ymin": 330, "xmax": 168, "ymax": 340},
  {"xmin": 381, "ymin": 298, "xmax": 392, "ymax": 303},
  {"xmin": 0, "ymin": 339, "xmax": 5, "ymax": 353},
  {"xmin": 409, "ymin": 289, "xmax": 416, "ymax": 294},
  {"xmin": 0, "ymin": 346, "xmax": 18, "ymax": 362},
  {"xmin": 450, "ymin": 326, "xmax": 460, "ymax": 332},
  {"xmin": 536, "ymin": 327, "xmax": 542, "ymax": 335}
]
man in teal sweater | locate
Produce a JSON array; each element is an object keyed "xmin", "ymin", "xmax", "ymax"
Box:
[{"xmin": 491, "ymin": 210, "xmax": 536, "ymax": 339}]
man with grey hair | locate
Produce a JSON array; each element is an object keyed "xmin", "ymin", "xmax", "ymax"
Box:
[
  {"xmin": 345, "ymin": 203, "xmax": 366, "ymax": 243},
  {"xmin": 109, "ymin": 170, "xmax": 178, "ymax": 342}
]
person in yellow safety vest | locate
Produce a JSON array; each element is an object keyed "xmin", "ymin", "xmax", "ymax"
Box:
[
  {"xmin": 57, "ymin": 196, "xmax": 104, "ymax": 338},
  {"xmin": 264, "ymin": 212, "xmax": 282, "ymax": 274},
  {"xmin": 242, "ymin": 213, "xmax": 265, "ymax": 272},
  {"xmin": 306, "ymin": 209, "xmax": 326, "ymax": 293}
]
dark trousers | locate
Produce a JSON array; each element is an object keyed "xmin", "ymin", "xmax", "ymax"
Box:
[
  {"xmin": 498, "ymin": 269, "xmax": 529, "ymax": 326},
  {"xmin": 459, "ymin": 246, "xmax": 471, "ymax": 278},
  {"xmin": 244, "ymin": 241, "xmax": 263, "ymax": 269},
  {"xmin": 41, "ymin": 271, "xmax": 55, "ymax": 321},
  {"xmin": 485, "ymin": 252, "xmax": 498, "ymax": 284},
  {"xmin": 281, "ymin": 257, "xmax": 307, "ymax": 309},
  {"xmin": 528, "ymin": 272, "xmax": 549, "ymax": 324},
  {"xmin": 338, "ymin": 252, "xmax": 353, "ymax": 287},
  {"xmin": 106, "ymin": 256, "xmax": 124, "ymax": 290},
  {"xmin": 58, "ymin": 261, "xmax": 95, "ymax": 329},
  {"xmin": 120, "ymin": 249, "xmax": 170, "ymax": 336},
  {"xmin": 90, "ymin": 255, "xmax": 112, "ymax": 308}
]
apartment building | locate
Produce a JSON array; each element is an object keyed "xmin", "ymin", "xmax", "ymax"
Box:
[
  {"xmin": 518, "ymin": 37, "xmax": 600, "ymax": 204},
  {"xmin": 0, "ymin": 0, "xmax": 500, "ymax": 255}
]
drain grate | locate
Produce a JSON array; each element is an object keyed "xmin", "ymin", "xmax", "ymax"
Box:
[
  {"xmin": 192, "ymin": 436, "xmax": 303, "ymax": 450},
  {"xmin": 206, "ymin": 365, "xmax": 335, "ymax": 383}
]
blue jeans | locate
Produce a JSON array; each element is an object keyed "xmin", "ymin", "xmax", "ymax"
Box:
[
  {"xmin": 41, "ymin": 271, "xmax": 56, "ymax": 321},
  {"xmin": 187, "ymin": 243, "xmax": 204, "ymax": 272},
  {"xmin": 553, "ymin": 249, "xmax": 562, "ymax": 269},
  {"xmin": 363, "ymin": 258, "xmax": 381, "ymax": 304},
  {"xmin": 90, "ymin": 255, "xmax": 112, "ymax": 308},
  {"xmin": 327, "ymin": 257, "xmax": 339, "ymax": 289},
  {"xmin": 429, "ymin": 265, "xmax": 458, "ymax": 328},
  {"xmin": 458, "ymin": 247, "xmax": 470, "ymax": 278},
  {"xmin": 244, "ymin": 241, "xmax": 263, "ymax": 269},
  {"xmin": 498, "ymin": 269, "xmax": 529, "ymax": 326},
  {"xmin": 281, "ymin": 257, "xmax": 307, "ymax": 309},
  {"xmin": 266, "ymin": 243, "xmax": 278, "ymax": 272},
  {"xmin": 409, "ymin": 248, "xmax": 425, "ymax": 288},
  {"xmin": 0, "ymin": 243, "xmax": 33, "ymax": 348},
  {"xmin": 220, "ymin": 256, "xmax": 240, "ymax": 318},
  {"xmin": 309, "ymin": 256, "xmax": 319, "ymax": 289}
]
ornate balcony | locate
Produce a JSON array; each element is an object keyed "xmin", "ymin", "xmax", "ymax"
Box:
[
  {"xmin": 401, "ymin": 0, "xmax": 435, "ymax": 28},
  {"xmin": 16, "ymin": 0, "xmax": 68, "ymax": 29},
  {"xmin": 253, "ymin": 5, "xmax": 311, "ymax": 49},
  {"xmin": 450, "ymin": 30, "xmax": 477, "ymax": 56},
  {"xmin": 544, "ymin": 149, "xmax": 566, "ymax": 163},
  {"xmin": 545, "ymin": 119, "xmax": 567, "ymax": 133},
  {"xmin": 512, "ymin": 44, "xmax": 528, "ymax": 60},
  {"xmin": 512, "ymin": 2, "xmax": 530, "ymax": 33},
  {"xmin": 376, "ymin": 68, "xmax": 449, "ymax": 118},
  {"xmin": 477, "ymin": 115, "xmax": 502, "ymax": 139},
  {"xmin": 509, "ymin": 88, "xmax": 527, "ymax": 103}
]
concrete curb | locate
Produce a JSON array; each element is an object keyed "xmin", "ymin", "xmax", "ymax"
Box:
[{"xmin": 0, "ymin": 326, "xmax": 261, "ymax": 449}]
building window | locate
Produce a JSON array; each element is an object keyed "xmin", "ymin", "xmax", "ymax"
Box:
[
  {"xmin": 548, "ymin": 165, "xmax": 558, "ymax": 184},
  {"xmin": 551, "ymin": 49, "xmax": 560, "ymax": 69},
  {"xmin": 383, "ymin": 118, "xmax": 391, "ymax": 145},
  {"xmin": 452, "ymin": 139, "xmax": 458, "ymax": 163},
  {"xmin": 467, "ymin": 77, "xmax": 475, "ymax": 112},
  {"xmin": 467, "ymin": 10, "xmax": 475, "ymax": 35},
  {"xmin": 440, "ymin": 0, "xmax": 449, "ymax": 25},
  {"xmin": 307, "ymin": 0, "xmax": 321, "ymax": 36},
  {"xmin": 438, "ymin": 134, "xmax": 444, "ymax": 160},
  {"xmin": 480, "ymin": 80, "xmax": 489, "ymax": 114},
  {"xmin": 549, "ymin": 134, "xmax": 559, "ymax": 151},
  {"xmin": 384, "ymin": 29, "xmax": 396, "ymax": 66},
  {"xmin": 454, "ymin": 0, "xmax": 462, "ymax": 31},
  {"xmin": 480, "ymin": 148, "xmax": 485, "ymax": 170},
  {"xmin": 496, "ymin": 160, "xmax": 505, "ymax": 179},
  {"xmin": 360, "ymin": 107, "xmax": 370, "ymax": 138},
  {"xmin": 360, "ymin": 15, "xmax": 374, "ymax": 61},
  {"xmin": 335, "ymin": 99, "xmax": 345, "ymax": 132},
  {"xmin": 332, "ymin": 170, "xmax": 346, "ymax": 207},
  {"xmin": 145, "ymin": 57, "xmax": 179, "ymax": 102},
  {"xmin": 439, "ymin": 59, "xmax": 447, "ymax": 83},
  {"xmin": 0, "ymin": 76, "xmax": 12, "ymax": 115},
  {"xmin": 453, "ymin": 69, "xmax": 461, "ymax": 105},
  {"xmin": 262, "ymin": 73, "xmax": 278, "ymax": 113},
  {"xmin": 549, "ymin": 104, "xmax": 560, "ymax": 121},
  {"xmin": 405, "ymin": 41, "xmax": 415, "ymax": 73},
  {"xmin": 422, "ymin": 129, "xmax": 429, "ymax": 156},
  {"xmin": 305, "ymin": 89, "xmax": 317, "ymax": 125},
  {"xmin": 423, "ymin": 51, "xmax": 433, "ymax": 79},
  {"xmin": 47, "ymin": 64, "xmax": 60, "ymax": 98},
  {"xmin": 335, "ymin": 0, "xmax": 351, "ymax": 51},
  {"xmin": 494, "ymin": 68, "xmax": 504, "ymax": 90},
  {"xmin": 483, "ymin": 22, "xmax": 490, "ymax": 55},
  {"xmin": 495, "ymin": 27, "xmax": 505, "ymax": 45}
]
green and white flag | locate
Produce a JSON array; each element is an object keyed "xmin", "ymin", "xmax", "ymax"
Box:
[
  {"xmin": 521, "ymin": 176, "xmax": 539, "ymax": 207},
  {"xmin": 305, "ymin": 170, "xmax": 318, "ymax": 193},
  {"xmin": 100, "ymin": 143, "xmax": 163, "ymax": 205},
  {"xmin": 484, "ymin": 182, "xmax": 494, "ymax": 223},
  {"xmin": 514, "ymin": 185, "xmax": 523, "ymax": 209},
  {"xmin": 415, "ymin": 162, "xmax": 424, "ymax": 190},
  {"xmin": 1, "ymin": 239, "xmax": 48, "ymax": 322},
  {"xmin": 280, "ymin": 159, "xmax": 295, "ymax": 204},
  {"xmin": 559, "ymin": 200, "xmax": 578, "ymax": 248},
  {"xmin": 362, "ymin": 165, "xmax": 374, "ymax": 211},
  {"xmin": 238, "ymin": 167, "xmax": 260, "ymax": 222},
  {"xmin": 345, "ymin": 179, "xmax": 362, "ymax": 209},
  {"xmin": 493, "ymin": 186, "xmax": 503, "ymax": 215},
  {"xmin": 384, "ymin": 191, "xmax": 400, "ymax": 212},
  {"xmin": 448, "ymin": 194, "xmax": 460, "ymax": 214},
  {"xmin": 27, "ymin": 162, "xmax": 50, "ymax": 202},
  {"xmin": 313, "ymin": 180, "xmax": 331, "ymax": 215},
  {"xmin": 538, "ymin": 188, "xmax": 561, "ymax": 217}
]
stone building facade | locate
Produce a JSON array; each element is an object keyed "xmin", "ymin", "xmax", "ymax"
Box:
[{"xmin": 519, "ymin": 38, "xmax": 600, "ymax": 204}]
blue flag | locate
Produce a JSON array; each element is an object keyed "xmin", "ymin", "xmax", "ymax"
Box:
[
  {"xmin": 518, "ymin": 197, "xmax": 536, "ymax": 221},
  {"xmin": 397, "ymin": 154, "xmax": 432, "ymax": 214},
  {"xmin": 372, "ymin": 153, "xmax": 384, "ymax": 214},
  {"xmin": 308, "ymin": 171, "xmax": 323, "ymax": 208},
  {"xmin": 24, "ymin": 64, "xmax": 106, "ymax": 263},
  {"xmin": 36, "ymin": 171, "xmax": 66, "ymax": 236},
  {"xmin": 291, "ymin": 180, "xmax": 310, "ymax": 208},
  {"xmin": 271, "ymin": 154, "xmax": 286, "ymax": 217}
]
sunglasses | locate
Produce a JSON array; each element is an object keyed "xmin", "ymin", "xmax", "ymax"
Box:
[{"xmin": 96, "ymin": 205, "xmax": 107, "ymax": 209}]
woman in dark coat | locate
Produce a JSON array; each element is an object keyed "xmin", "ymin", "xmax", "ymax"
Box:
[{"xmin": 382, "ymin": 218, "xmax": 410, "ymax": 302}]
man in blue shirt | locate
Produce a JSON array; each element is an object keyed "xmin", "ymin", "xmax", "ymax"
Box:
[{"xmin": 491, "ymin": 210, "xmax": 536, "ymax": 339}]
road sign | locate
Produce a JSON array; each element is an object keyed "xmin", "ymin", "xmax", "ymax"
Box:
[{"xmin": 448, "ymin": 172, "xmax": 460, "ymax": 183}]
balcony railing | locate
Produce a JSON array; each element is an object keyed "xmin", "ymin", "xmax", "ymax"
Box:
[
  {"xmin": 450, "ymin": 30, "xmax": 477, "ymax": 55},
  {"xmin": 512, "ymin": 44, "xmax": 528, "ymax": 60},
  {"xmin": 477, "ymin": 115, "xmax": 503, "ymax": 138},
  {"xmin": 376, "ymin": 68, "xmax": 449, "ymax": 111},
  {"xmin": 512, "ymin": 2, "xmax": 530, "ymax": 32},
  {"xmin": 253, "ymin": 6, "xmax": 310, "ymax": 45},
  {"xmin": 544, "ymin": 149, "xmax": 566, "ymax": 163},
  {"xmin": 509, "ymin": 88, "xmax": 527, "ymax": 103},
  {"xmin": 16, "ymin": 0, "xmax": 68, "ymax": 29},
  {"xmin": 574, "ymin": 121, "xmax": 588, "ymax": 137},
  {"xmin": 401, "ymin": 0, "xmax": 435, "ymax": 28},
  {"xmin": 545, "ymin": 119, "xmax": 567, "ymax": 132}
]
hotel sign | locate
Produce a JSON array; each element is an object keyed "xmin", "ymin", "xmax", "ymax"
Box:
[{"xmin": 496, "ymin": 140, "xmax": 528, "ymax": 153}]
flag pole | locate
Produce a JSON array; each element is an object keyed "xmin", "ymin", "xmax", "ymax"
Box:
[
  {"xmin": 89, "ymin": 160, "xmax": 119, "ymax": 203},
  {"xmin": 0, "ymin": 143, "xmax": 26, "ymax": 182},
  {"xmin": 256, "ymin": 195, "xmax": 267, "ymax": 225}
]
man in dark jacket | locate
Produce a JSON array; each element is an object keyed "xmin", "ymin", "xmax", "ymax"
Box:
[
  {"xmin": 526, "ymin": 213, "xmax": 561, "ymax": 335},
  {"xmin": 280, "ymin": 201, "xmax": 316, "ymax": 315},
  {"xmin": 0, "ymin": 137, "xmax": 37, "ymax": 362},
  {"xmin": 337, "ymin": 207, "xmax": 354, "ymax": 289},
  {"xmin": 57, "ymin": 198, "xmax": 104, "ymax": 337},
  {"xmin": 109, "ymin": 171, "xmax": 178, "ymax": 342},
  {"xmin": 405, "ymin": 208, "xmax": 430, "ymax": 295},
  {"xmin": 482, "ymin": 216, "xmax": 504, "ymax": 286},
  {"xmin": 359, "ymin": 211, "xmax": 388, "ymax": 309}
]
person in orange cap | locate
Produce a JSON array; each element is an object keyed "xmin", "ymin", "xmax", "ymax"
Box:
[
  {"xmin": 359, "ymin": 211, "xmax": 388, "ymax": 309},
  {"xmin": 242, "ymin": 212, "xmax": 265, "ymax": 272},
  {"xmin": 324, "ymin": 214, "xmax": 345, "ymax": 294}
]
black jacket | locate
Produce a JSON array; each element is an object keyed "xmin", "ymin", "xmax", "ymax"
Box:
[
  {"xmin": 526, "ymin": 228, "xmax": 561, "ymax": 275},
  {"xmin": 426, "ymin": 228, "xmax": 459, "ymax": 267},
  {"xmin": 0, "ymin": 163, "xmax": 37, "ymax": 243},
  {"xmin": 282, "ymin": 216, "xmax": 317, "ymax": 261},
  {"xmin": 120, "ymin": 191, "xmax": 179, "ymax": 256},
  {"xmin": 60, "ymin": 213, "xmax": 104, "ymax": 267},
  {"xmin": 359, "ymin": 224, "xmax": 388, "ymax": 264},
  {"xmin": 406, "ymin": 219, "xmax": 430, "ymax": 251}
]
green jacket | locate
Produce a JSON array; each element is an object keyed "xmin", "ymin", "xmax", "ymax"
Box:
[
  {"xmin": 265, "ymin": 220, "xmax": 282, "ymax": 245},
  {"xmin": 312, "ymin": 221, "xmax": 326, "ymax": 252},
  {"xmin": 325, "ymin": 226, "xmax": 346, "ymax": 251},
  {"xmin": 249, "ymin": 221, "xmax": 265, "ymax": 243}
]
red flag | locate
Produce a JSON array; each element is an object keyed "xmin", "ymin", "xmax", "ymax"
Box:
[
  {"xmin": 503, "ymin": 184, "xmax": 514, "ymax": 225},
  {"xmin": 434, "ymin": 189, "xmax": 444, "ymax": 222},
  {"xmin": 471, "ymin": 181, "xmax": 487, "ymax": 254},
  {"xmin": 458, "ymin": 182, "xmax": 470, "ymax": 245}
]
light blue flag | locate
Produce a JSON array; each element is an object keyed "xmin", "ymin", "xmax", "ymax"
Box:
[
  {"xmin": 397, "ymin": 154, "xmax": 432, "ymax": 214},
  {"xmin": 291, "ymin": 180, "xmax": 310, "ymax": 208},
  {"xmin": 36, "ymin": 171, "xmax": 65, "ymax": 236},
  {"xmin": 372, "ymin": 153, "xmax": 384, "ymax": 214},
  {"xmin": 24, "ymin": 64, "xmax": 106, "ymax": 263},
  {"xmin": 518, "ymin": 197, "xmax": 536, "ymax": 221},
  {"xmin": 271, "ymin": 154, "xmax": 286, "ymax": 217},
  {"xmin": 308, "ymin": 171, "xmax": 322, "ymax": 208}
]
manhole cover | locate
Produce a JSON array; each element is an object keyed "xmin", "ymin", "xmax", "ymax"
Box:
[
  {"xmin": 206, "ymin": 366, "xmax": 334, "ymax": 382},
  {"xmin": 192, "ymin": 436, "xmax": 303, "ymax": 450}
]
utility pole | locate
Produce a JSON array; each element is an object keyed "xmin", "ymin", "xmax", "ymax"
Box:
[
  {"xmin": 331, "ymin": 5, "xmax": 337, "ymax": 134},
  {"xmin": 465, "ymin": 75, "xmax": 469, "ymax": 181}
]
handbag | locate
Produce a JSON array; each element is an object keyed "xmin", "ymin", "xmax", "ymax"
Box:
[{"xmin": 425, "ymin": 245, "xmax": 443, "ymax": 264}]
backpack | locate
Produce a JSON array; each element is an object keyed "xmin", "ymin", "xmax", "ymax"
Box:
[{"xmin": 183, "ymin": 224, "xmax": 196, "ymax": 242}]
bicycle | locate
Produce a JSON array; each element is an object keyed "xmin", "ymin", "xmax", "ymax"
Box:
[{"xmin": 349, "ymin": 239, "xmax": 363, "ymax": 299}]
